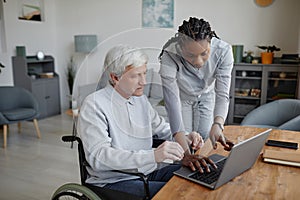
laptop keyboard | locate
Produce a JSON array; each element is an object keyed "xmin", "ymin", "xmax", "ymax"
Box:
[{"xmin": 189, "ymin": 158, "xmax": 227, "ymax": 184}]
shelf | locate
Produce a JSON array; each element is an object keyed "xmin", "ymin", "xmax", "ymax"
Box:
[
  {"xmin": 234, "ymin": 96, "xmax": 260, "ymax": 100},
  {"xmin": 268, "ymin": 78, "xmax": 297, "ymax": 81},
  {"xmin": 236, "ymin": 76, "xmax": 262, "ymax": 80},
  {"xmin": 267, "ymin": 94, "xmax": 296, "ymax": 100},
  {"xmin": 31, "ymin": 75, "xmax": 58, "ymax": 81},
  {"xmin": 26, "ymin": 56, "xmax": 54, "ymax": 63},
  {"xmin": 233, "ymin": 115, "xmax": 246, "ymax": 118},
  {"xmin": 228, "ymin": 63, "xmax": 299, "ymax": 125}
]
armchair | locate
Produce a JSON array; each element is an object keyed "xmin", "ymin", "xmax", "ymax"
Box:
[
  {"xmin": 0, "ymin": 86, "xmax": 41, "ymax": 148},
  {"xmin": 240, "ymin": 99, "xmax": 300, "ymax": 131}
]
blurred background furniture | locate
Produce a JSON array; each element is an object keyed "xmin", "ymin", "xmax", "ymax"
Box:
[
  {"xmin": 0, "ymin": 86, "xmax": 41, "ymax": 148},
  {"xmin": 12, "ymin": 55, "xmax": 61, "ymax": 119},
  {"xmin": 240, "ymin": 99, "xmax": 300, "ymax": 131},
  {"xmin": 228, "ymin": 63, "xmax": 299, "ymax": 125}
]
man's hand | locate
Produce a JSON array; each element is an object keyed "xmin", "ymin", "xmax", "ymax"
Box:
[
  {"xmin": 186, "ymin": 131, "xmax": 204, "ymax": 152},
  {"xmin": 209, "ymin": 125, "xmax": 234, "ymax": 151},
  {"xmin": 181, "ymin": 154, "xmax": 217, "ymax": 173},
  {"xmin": 154, "ymin": 141, "xmax": 184, "ymax": 163}
]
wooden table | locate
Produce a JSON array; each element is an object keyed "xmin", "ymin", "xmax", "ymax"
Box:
[{"xmin": 153, "ymin": 126, "xmax": 300, "ymax": 200}]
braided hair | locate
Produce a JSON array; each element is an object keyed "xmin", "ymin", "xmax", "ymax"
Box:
[{"xmin": 159, "ymin": 17, "xmax": 219, "ymax": 59}]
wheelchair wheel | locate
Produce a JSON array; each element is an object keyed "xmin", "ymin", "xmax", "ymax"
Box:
[{"xmin": 52, "ymin": 183, "xmax": 102, "ymax": 200}]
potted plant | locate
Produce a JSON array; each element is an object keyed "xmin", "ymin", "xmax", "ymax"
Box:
[
  {"xmin": 257, "ymin": 45, "xmax": 280, "ymax": 64},
  {"xmin": 66, "ymin": 57, "xmax": 76, "ymax": 108},
  {"xmin": 244, "ymin": 51, "xmax": 253, "ymax": 63},
  {"xmin": 0, "ymin": 62, "xmax": 5, "ymax": 73}
]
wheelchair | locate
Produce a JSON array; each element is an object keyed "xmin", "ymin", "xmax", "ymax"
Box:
[{"xmin": 51, "ymin": 135, "xmax": 165, "ymax": 200}]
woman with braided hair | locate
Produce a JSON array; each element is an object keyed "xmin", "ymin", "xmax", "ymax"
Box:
[{"xmin": 159, "ymin": 17, "xmax": 234, "ymax": 159}]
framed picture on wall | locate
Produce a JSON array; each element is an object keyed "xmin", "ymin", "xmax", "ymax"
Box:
[
  {"xmin": 142, "ymin": 0, "xmax": 174, "ymax": 28},
  {"xmin": 18, "ymin": 0, "xmax": 44, "ymax": 22}
]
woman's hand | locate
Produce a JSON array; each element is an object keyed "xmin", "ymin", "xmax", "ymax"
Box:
[
  {"xmin": 186, "ymin": 131, "xmax": 204, "ymax": 152},
  {"xmin": 209, "ymin": 125, "xmax": 234, "ymax": 151}
]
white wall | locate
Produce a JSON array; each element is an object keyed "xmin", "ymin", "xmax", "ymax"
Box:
[
  {"xmin": 178, "ymin": 1, "xmax": 300, "ymax": 53},
  {"xmin": 0, "ymin": 0, "xmax": 56, "ymax": 85},
  {"xmin": 0, "ymin": 0, "xmax": 8, "ymax": 81},
  {"xmin": 1, "ymin": 0, "xmax": 299, "ymax": 110}
]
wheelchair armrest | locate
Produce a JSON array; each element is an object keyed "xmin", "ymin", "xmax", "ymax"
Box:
[
  {"xmin": 62, "ymin": 135, "xmax": 77, "ymax": 142},
  {"xmin": 63, "ymin": 136, "xmax": 165, "ymax": 148},
  {"xmin": 112, "ymin": 170, "xmax": 150, "ymax": 200},
  {"xmin": 112, "ymin": 170, "xmax": 147, "ymax": 179}
]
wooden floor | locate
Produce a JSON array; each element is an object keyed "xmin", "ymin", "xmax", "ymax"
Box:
[{"xmin": 0, "ymin": 113, "xmax": 80, "ymax": 200}]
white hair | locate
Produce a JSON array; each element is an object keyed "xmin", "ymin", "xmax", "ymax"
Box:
[{"xmin": 104, "ymin": 44, "xmax": 148, "ymax": 84}]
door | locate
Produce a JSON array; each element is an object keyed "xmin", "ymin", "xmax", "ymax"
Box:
[
  {"xmin": 32, "ymin": 80, "xmax": 47, "ymax": 119},
  {"xmin": 45, "ymin": 77, "xmax": 61, "ymax": 116}
]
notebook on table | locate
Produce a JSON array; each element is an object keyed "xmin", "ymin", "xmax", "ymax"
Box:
[
  {"xmin": 263, "ymin": 149, "xmax": 300, "ymax": 167},
  {"xmin": 174, "ymin": 129, "xmax": 271, "ymax": 190}
]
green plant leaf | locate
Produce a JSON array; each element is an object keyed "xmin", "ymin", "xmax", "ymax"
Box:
[
  {"xmin": 257, "ymin": 45, "xmax": 280, "ymax": 52},
  {"xmin": 66, "ymin": 58, "xmax": 76, "ymax": 95}
]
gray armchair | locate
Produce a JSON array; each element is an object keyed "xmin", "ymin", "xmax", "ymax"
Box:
[
  {"xmin": 240, "ymin": 99, "xmax": 300, "ymax": 131},
  {"xmin": 0, "ymin": 86, "xmax": 41, "ymax": 148}
]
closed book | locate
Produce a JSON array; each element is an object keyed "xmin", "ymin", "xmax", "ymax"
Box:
[{"xmin": 263, "ymin": 149, "xmax": 300, "ymax": 167}]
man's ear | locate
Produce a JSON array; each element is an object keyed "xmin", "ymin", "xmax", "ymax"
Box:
[{"xmin": 110, "ymin": 73, "xmax": 119, "ymax": 85}]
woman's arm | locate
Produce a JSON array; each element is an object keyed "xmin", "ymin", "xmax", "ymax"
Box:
[
  {"xmin": 214, "ymin": 44, "xmax": 234, "ymax": 120},
  {"xmin": 210, "ymin": 43, "xmax": 234, "ymax": 150},
  {"xmin": 159, "ymin": 52, "xmax": 191, "ymax": 153}
]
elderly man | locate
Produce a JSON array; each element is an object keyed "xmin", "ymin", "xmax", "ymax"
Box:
[{"xmin": 78, "ymin": 44, "xmax": 215, "ymax": 198}]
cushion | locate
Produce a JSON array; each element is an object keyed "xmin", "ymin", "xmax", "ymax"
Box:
[
  {"xmin": 2, "ymin": 108, "xmax": 37, "ymax": 121},
  {"xmin": 279, "ymin": 115, "xmax": 300, "ymax": 131}
]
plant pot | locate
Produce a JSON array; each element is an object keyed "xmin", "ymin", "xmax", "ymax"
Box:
[
  {"xmin": 261, "ymin": 52, "xmax": 274, "ymax": 64},
  {"xmin": 232, "ymin": 45, "xmax": 244, "ymax": 63},
  {"xmin": 245, "ymin": 54, "xmax": 253, "ymax": 63}
]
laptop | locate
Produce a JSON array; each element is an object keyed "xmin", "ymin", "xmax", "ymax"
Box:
[{"xmin": 174, "ymin": 129, "xmax": 271, "ymax": 189}]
